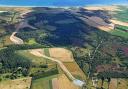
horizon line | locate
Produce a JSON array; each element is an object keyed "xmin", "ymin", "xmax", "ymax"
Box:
[{"xmin": 0, "ymin": 3, "xmax": 128, "ymax": 8}]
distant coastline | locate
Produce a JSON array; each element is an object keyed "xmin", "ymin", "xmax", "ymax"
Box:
[
  {"xmin": 0, "ymin": 0, "xmax": 128, "ymax": 7},
  {"xmin": 0, "ymin": 4, "xmax": 128, "ymax": 8}
]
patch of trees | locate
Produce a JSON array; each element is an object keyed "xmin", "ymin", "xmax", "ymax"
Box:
[
  {"xmin": 0, "ymin": 44, "xmax": 59, "ymax": 81},
  {"xmin": 30, "ymin": 68, "xmax": 58, "ymax": 80},
  {"xmin": 116, "ymin": 48, "xmax": 128, "ymax": 60},
  {"xmin": 6, "ymin": 44, "xmax": 50, "ymax": 50},
  {"xmin": 0, "ymin": 47, "xmax": 31, "ymax": 74},
  {"xmin": 0, "ymin": 44, "xmax": 51, "ymax": 74},
  {"xmin": 71, "ymin": 30, "xmax": 128, "ymax": 79},
  {"xmin": 97, "ymin": 71, "xmax": 128, "ymax": 78}
]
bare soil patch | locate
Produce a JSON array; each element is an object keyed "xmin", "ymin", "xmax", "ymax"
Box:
[
  {"xmin": 110, "ymin": 19, "xmax": 128, "ymax": 27},
  {"xmin": 49, "ymin": 48, "xmax": 74, "ymax": 62},
  {"xmin": 53, "ymin": 74, "xmax": 80, "ymax": 89},
  {"xmin": 52, "ymin": 78, "xmax": 60, "ymax": 89},
  {"xmin": 89, "ymin": 16, "xmax": 113, "ymax": 31},
  {"xmin": 79, "ymin": 16, "xmax": 114, "ymax": 31},
  {"xmin": 64, "ymin": 62, "xmax": 86, "ymax": 80},
  {"xmin": 85, "ymin": 6, "xmax": 120, "ymax": 11},
  {"xmin": 109, "ymin": 79, "xmax": 117, "ymax": 89},
  {"xmin": 29, "ymin": 49, "xmax": 44, "ymax": 57}
]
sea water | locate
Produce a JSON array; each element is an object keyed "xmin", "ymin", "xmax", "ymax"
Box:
[{"xmin": 0, "ymin": 0, "xmax": 128, "ymax": 7}]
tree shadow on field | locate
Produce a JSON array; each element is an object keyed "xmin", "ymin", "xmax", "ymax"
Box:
[{"xmin": 19, "ymin": 7, "xmax": 100, "ymax": 47}]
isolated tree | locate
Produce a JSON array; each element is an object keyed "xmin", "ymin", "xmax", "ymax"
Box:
[
  {"xmin": 22, "ymin": 68, "xmax": 29, "ymax": 76},
  {"xmin": 0, "ymin": 63, "xmax": 2, "ymax": 69},
  {"xmin": 101, "ymin": 77, "xmax": 105, "ymax": 89},
  {"xmin": 107, "ymin": 77, "xmax": 111, "ymax": 89},
  {"xmin": 0, "ymin": 62, "xmax": 2, "ymax": 76},
  {"xmin": 0, "ymin": 77, "xmax": 2, "ymax": 82}
]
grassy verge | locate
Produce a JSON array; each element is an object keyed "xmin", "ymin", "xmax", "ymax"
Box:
[
  {"xmin": 113, "ymin": 6, "xmax": 128, "ymax": 22},
  {"xmin": 25, "ymin": 38, "xmax": 38, "ymax": 45},
  {"xmin": 31, "ymin": 68, "xmax": 58, "ymax": 80},
  {"xmin": 31, "ymin": 75, "xmax": 57, "ymax": 89},
  {"xmin": 44, "ymin": 48, "xmax": 50, "ymax": 56},
  {"xmin": 110, "ymin": 29, "xmax": 128, "ymax": 38},
  {"xmin": 17, "ymin": 50, "xmax": 53, "ymax": 65},
  {"xmin": 49, "ymin": 80, "xmax": 53, "ymax": 89}
]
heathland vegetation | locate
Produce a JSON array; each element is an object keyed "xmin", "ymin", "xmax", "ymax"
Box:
[{"xmin": 0, "ymin": 6, "xmax": 128, "ymax": 89}]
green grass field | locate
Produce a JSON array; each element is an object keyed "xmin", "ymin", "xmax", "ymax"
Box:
[
  {"xmin": 113, "ymin": 6, "xmax": 128, "ymax": 22},
  {"xmin": 17, "ymin": 50, "xmax": 53, "ymax": 65},
  {"xmin": 116, "ymin": 25, "xmax": 128, "ymax": 31},
  {"xmin": 110, "ymin": 25, "xmax": 128, "ymax": 38},
  {"xmin": 110, "ymin": 29, "xmax": 128, "ymax": 38},
  {"xmin": 25, "ymin": 38, "xmax": 38, "ymax": 45},
  {"xmin": 16, "ymin": 49, "xmax": 57, "ymax": 74},
  {"xmin": 0, "ymin": 27, "xmax": 5, "ymax": 33},
  {"xmin": 44, "ymin": 48, "xmax": 50, "ymax": 56},
  {"xmin": 31, "ymin": 75, "xmax": 58, "ymax": 89}
]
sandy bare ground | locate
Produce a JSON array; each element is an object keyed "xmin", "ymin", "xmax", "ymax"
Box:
[
  {"xmin": 0, "ymin": 77, "xmax": 32, "ymax": 89},
  {"xmin": 52, "ymin": 78, "xmax": 60, "ymax": 89},
  {"xmin": 10, "ymin": 32, "xmax": 24, "ymax": 44},
  {"xmin": 70, "ymin": 10, "xmax": 114, "ymax": 31},
  {"xmin": 58, "ymin": 74, "xmax": 80, "ymax": 89},
  {"xmin": 109, "ymin": 79, "xmax": 117, "ymax": 89},
  {"xmin": 29, "ymin": 49, "xmax": 45, "ymax": 57},
  {"xmin": 85, "ymin": 6, "xmax": 121, "ymax": 11},
  {"xmin": 0, "ymin": 7, "xmax": 32, "ymax": 13},
  {"xmin": 49, "ymin": 48, "xmax": 74, "ymax": 62},
  {"xmin": 79, "ymin": 16, "xmax": 114, "ymax": 31},
  {"xmin": 110, "ymin": 19, "xmax": 128, "ymax": 27}
]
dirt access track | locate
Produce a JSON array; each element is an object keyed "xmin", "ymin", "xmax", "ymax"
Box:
[
  {"xmin": 10, "ymin": 14, "xmax": 37, "ymax": 44},
  {"xmin": 29, "ymin": 48, "xmax": 85, "ymax": 87}
]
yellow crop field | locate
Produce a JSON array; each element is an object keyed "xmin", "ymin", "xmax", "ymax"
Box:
[
  {"xmin": 52, "ymin": 74, "xmax": 80, "ymax": 89},
  {"xmin": 117, "ymin": 79, "xmax": 128, "ymax": 89},
  {"xmin": 64, "ymin": 62, "xmax": 86, "ymax": 80},
  {"xmin": 49, "ymin": 48, "xmax": 74, "ymax": 62}
]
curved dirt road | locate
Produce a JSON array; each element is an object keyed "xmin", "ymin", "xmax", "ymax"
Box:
[
  {"xmin": 43, "ymin": 54, "xmax": 75, "ymax": 80},
  {"xmin": 10, "ymin": 32, "xmax": 24, "ymax": 44},
  {"xmin": 10, "ymin": 20, "xmax": 37, "ymax": 44}
]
